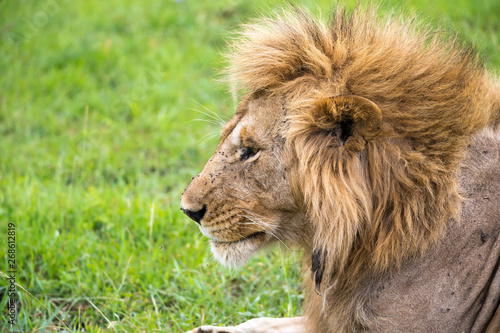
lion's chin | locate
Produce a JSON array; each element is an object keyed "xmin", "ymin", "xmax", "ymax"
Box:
[{"xmin": 210, "ymin": 231, "xmax": 269, "ymax": 268}]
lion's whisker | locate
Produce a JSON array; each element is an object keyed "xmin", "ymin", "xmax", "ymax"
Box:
[
  {"xmin": 188, "ymin": 118, "xmax": 223, "ymax": 127},
  {"xmin": 189, "ymin": 99, "xmax": 230, "ymax": 124},
  {"xmin": 197, "ymin": 131, "xmax": 221, "ymax": 145},
  {"xmin": 187, "ymin": 108, "xmax": 226, "ymax": 128},
  {"xmin": 190, "ymin": 99, "xmax": 228, "ymax": 121},
  {"xmin": 187, "ymin": 107, "xmax": 222, "ymax": 122}
]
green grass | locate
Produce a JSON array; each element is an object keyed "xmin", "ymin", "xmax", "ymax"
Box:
[{"xmin": 0, "ymin": 0, "xmax": 498, "ymax": 332}]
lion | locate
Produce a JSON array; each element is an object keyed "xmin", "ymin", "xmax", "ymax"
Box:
[{"xmin": 180, "ymin": 6, "xmax": 500, "ymax": 333}]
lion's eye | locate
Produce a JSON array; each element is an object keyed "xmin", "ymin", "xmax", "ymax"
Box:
[{"xmin": 240, "ymin": 147, "xmax": 260, "ymax": 161}]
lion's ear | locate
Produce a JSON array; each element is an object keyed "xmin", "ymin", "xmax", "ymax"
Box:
[{"xmin": 314, "ymin": 95, "xmax": 382, "ymax": 152}]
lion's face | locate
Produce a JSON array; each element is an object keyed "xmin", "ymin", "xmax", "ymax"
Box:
[{"xmin": 181, "ymin": 94, "xmax": 301, "ymax": 267}]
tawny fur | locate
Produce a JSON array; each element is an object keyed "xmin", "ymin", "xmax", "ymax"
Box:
[{"xmin": 225, "ymin": 6, "xmax": 500, "ymax": 332}]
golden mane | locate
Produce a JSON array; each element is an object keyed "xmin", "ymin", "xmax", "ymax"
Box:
[{"xmin": 226, "ymin": 6, "xmax": 500, "ymax": 331}]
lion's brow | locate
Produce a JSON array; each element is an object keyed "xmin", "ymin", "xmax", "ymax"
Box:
[
  {"xmin": 220, "ymin": 114, "xmax": 243, "ymax": 144},
  {"xmin": 220, "ymin": 102, "xmax": 249, "ymax": 143}
]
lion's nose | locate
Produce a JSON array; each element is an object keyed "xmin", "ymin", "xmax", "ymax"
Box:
[{"xmin": 181, "ymin": 204, "xmax": 207, "ymax": 225}]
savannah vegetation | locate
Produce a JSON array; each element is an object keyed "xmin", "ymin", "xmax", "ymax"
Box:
[{"xmin": 0, "ymin": 0, "xmax": 498, "ymax": 331}]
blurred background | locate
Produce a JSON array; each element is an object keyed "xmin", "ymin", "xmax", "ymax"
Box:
[{"xmin": 0, "ymin": 0, "xmax": 498, "ymax": 331}]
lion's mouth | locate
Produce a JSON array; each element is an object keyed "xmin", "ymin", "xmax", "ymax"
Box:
[{"xmin": 211, "ymin": 231, "xmax": 267, "ymax": 245}]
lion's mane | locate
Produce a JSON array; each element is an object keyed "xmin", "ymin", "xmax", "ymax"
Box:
[{"xmin": 227, "ymin": 6, "xmax": 500, "ymax": 331}]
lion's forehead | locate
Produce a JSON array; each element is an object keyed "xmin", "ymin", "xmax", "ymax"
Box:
[{"xmin": 220, "ymin": 97, "xmax": 284, "ymax": 150}]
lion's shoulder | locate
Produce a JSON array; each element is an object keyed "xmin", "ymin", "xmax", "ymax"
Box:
[
  {"xmin": 460, "ymin": 128, "xmax": 500, "ymax": 194},
  {"xmin": 368, "ymin": 128, "xmax": 500, "ymax": 332}
]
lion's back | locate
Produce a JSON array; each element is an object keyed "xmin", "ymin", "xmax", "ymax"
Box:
[{"xmin": 369, "ymin": 128, "xmax": 500, "ymax": 333}]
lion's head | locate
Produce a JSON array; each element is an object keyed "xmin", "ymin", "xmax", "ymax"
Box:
[
  {"xmin": 181, "ymin": 90, "xmax": 387, "ymax": 266},
  {"xmin": 181, "ymin": 94, "xmax": 307, "ymax": 267},
  {"xmin": 181, "ymin": 6, "xmax": 499, "ymax": 330}
]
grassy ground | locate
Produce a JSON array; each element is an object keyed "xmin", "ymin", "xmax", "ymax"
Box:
[{"xmin": 0, "ymin": 0, "xmax": 498, "ymax": 332}]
